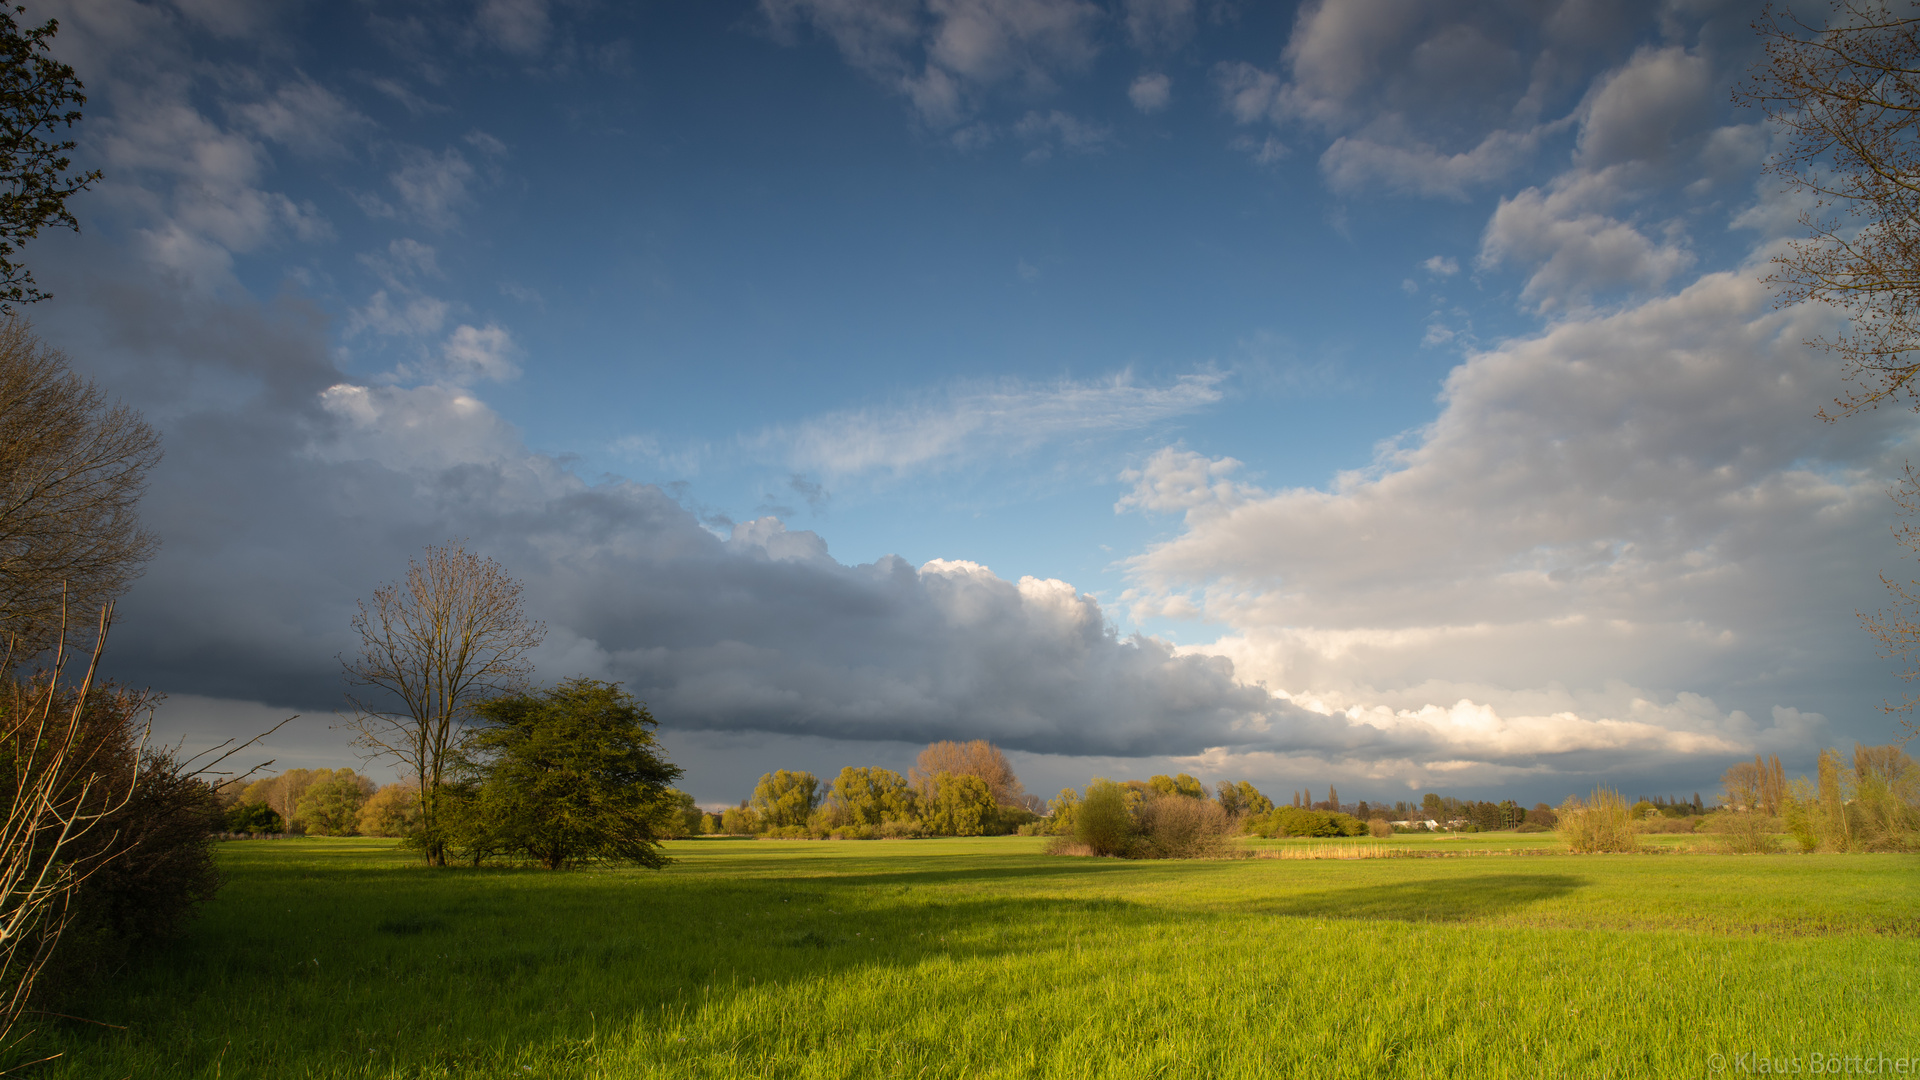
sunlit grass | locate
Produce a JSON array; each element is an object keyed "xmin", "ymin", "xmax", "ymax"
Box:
[{"xmin": 38, "ymin": 836, "xmax": 1920, "ymax": 1078}]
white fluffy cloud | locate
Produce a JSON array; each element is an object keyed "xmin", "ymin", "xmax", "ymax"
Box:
[{"xmin": 1118, "ymin": 264, "xmax": 1911, "ymax": 777}]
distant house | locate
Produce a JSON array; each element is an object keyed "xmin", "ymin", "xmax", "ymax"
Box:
[{"xmin": 1390, "ymin": 819, "xmax": 1441, "ymax": 831}]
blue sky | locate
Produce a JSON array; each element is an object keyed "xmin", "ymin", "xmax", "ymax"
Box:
[{"xmin": 24, "ymin": 0, "xmax": 1917, "ymax": 806}]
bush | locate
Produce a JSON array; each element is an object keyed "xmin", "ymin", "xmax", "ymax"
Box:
[
  {"xmin": 1367, "ymin": 818, "xmax": 1392, "ymax": 838},
  {"xmin": 1073, "ymin": 779, "xmax": 1136, "ymax": 856},
  {"xmin": 1135, "ymin": 795, "xmax": 1233, "ymax": 858},
  {"xmin": 1706, "ymin": 811, "xmax": 1781, "ymax": 853},
  {"xmin": 1556, "ymin": 788, "xmax": 1639, "ymax": 853},
  {"xmin": 1244, "ymin": 806, "xmax": 1366, "ymax": 838},
  {"xmin": 224, "ymin": 800, "xmax": 282, "ymax": 834},
  {"xmin": 1638, "ymin": 816, "xmax": 1699, "ymax": 834}
]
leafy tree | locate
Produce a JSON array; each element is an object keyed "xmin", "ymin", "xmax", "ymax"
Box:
[
  {"xmin": 224, "ymin": 801, "xmax": 281, "ymax": 834},
  {"xmin": 751, "ymin": 769, "xmax": 820, "ymax": 830},
  {"xmin": 1073, "ymin": 778, "xmax": 1136, "ymax": 856},
  {"xmin": 240, "ymin": 769, "xmax": 325, "ymax": 834},
  {"xmin": 1147, "ymin": 773, "xmax": 1205, "ymax": 799},
  {"xmin": 0, "ymin": 10, "xmax": 99, "ymax": 309},
  {"xmin": 662, "ymin": 789, "xmax": 705, "ymax": 837},
  {"xmin": 1244, "ymin": 806, "xmax": 1365, "ymax": 838},
  {"xmin": 341, "ymin": 542, "xmax": 545, "ymax": 865},
  {"xmin": 922, "ymin": 772, "xmax": 996, "ymax": 836},
  {"xmin": 1236, "ymin": 781, "xmax": 1272, "ymax": 816},
  {"xmin": 822, "ymin": 766, "xmax": 917, "ymax": 830},
  {"xmin": 458, "ymin": 678, "xmax": 683, "ymax": 869},
  {"xmin": 296, "ymin": 769, "xmax": 373, "ymax": 836},
  {"xmin": 1420, "ymin": 793, "xmax": 1443, "ymax": 819},
  {"xmin": 720, "ymin": 803, "xmax": 758, "ymax": 835},
  {"xmin": 355, "ymin": 782, "xmax": 418, "ymax": 837}
]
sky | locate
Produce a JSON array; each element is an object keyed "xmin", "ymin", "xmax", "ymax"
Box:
[{"xmin": 21, "ymin": 0, "xmax": 1919, "ymax": 807}]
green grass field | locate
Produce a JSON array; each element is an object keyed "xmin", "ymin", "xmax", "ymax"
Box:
[{"xmin": 38, "ymin": 836, "xmax": 1920, "ymax": 1079}]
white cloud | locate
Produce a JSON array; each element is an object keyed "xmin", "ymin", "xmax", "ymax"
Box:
[
  {"xmin": 476, "ymin": 0, "xmax": 551, "ymax": 55},
  {"xmin": 388, "ymin": 147, "xmax": 476, "ymax": 230},
  {"xmin": 229, "ymin": 76, "xmax": 373, "ymax": 158},
  {"xmin": 1423, "ymin": 255, "xmax": 1459, "ymax": 277},
  {"xmin": 762, "ymin": 370, "xmax": 1227, "ymax": 476},
  {"xmin": 1478, "ymin": 175, "xmax": 1693, "ymax": 310},
  {"xmin": 762, "ymin": 0, "xmax": 1102, "ymax": 127},
  {"xmin": 1119, "ymin": 265, "xmax": 1910, "ymax": 770},
  {"xmin": 1128, "ymin": 71, "xmax": 1171, "ymax": 113}
]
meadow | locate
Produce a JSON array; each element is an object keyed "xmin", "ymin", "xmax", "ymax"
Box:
[{"xmin": 38, "ymin": 836, "xmax": 1920, "ymax": 1079}]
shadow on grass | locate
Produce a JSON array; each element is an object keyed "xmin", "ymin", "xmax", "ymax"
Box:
[{"xmin": 1245, "ymin": 873, "xmax": 1587, "ymax": 923}]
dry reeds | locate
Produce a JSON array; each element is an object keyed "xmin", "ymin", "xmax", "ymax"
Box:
[{"xmin": 1556, "ymin": 788, "xmax": 1640, "ymax": 853}]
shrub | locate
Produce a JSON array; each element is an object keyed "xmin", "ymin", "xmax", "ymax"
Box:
[
  {"xmin": 1638, "ymin": 816, "xmax": 1699, "ymax": 834},
  {"xmin": 1367, "ymin": 818, "xmax": 1392, "ymax": 838},
  {"xmin": 1556, "ymin": 788, "xmax": 1639, "ymax": 853},
  {"xmin": 1244, "ymin": 806, "xmax": 1366, "ymax": 838},
  {"xmin": 1135, "ymin": 794, "xmax": 1232, "ymax": 858},
  {"xmin": 224, "ymin": 800, "xmax": 282, "ymax": 834},
  {"xmin": 1073, "ymin": 779, "xmax": 1136, "ymax": 856},
  {"xmin": 1706, "ymin": 811, "xmax": 1781, "ymax": 854}
]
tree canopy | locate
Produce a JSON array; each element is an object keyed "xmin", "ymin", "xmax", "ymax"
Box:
[{"xmin": 457, "ymin": 678, "xmax": 682, "ymax": 870}]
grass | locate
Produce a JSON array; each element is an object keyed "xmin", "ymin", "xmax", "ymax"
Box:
[{"xmin": 35, "ymin": 836, "xmax": 1920, "ymax": 1079}]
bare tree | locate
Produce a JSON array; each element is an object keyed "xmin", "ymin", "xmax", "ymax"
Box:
[
  {"xmin": 341, "ymin": 543, "xmax": 544, "ymax": 866},
  {"xmin": 909, "ymin": 740, "xmax": 1024, "ymax": 807},
  {"xmin": 0, "ymin": 319, "xmax": 160, "ymax": 655},
  {"xmin": 1741, "ymin": 2, "xmax": 1920, "ymax": 417},
  {"xmin": 0, "ymin": 603, "xmax": 139, "ymax": 1053}
]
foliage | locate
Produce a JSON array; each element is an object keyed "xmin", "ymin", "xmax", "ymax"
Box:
[
  {"xmin": 294, "ymin": 769, "xmax": 374, "ymax": 836},
  {"xmin": 751, "ymin": 770, "xmax": 820, "ymax": 830},
  {"xmin": 1783, "ymin": 744, "xmax": 1919, "ymax": 851},
  {"xmin": 909, "ymin": 740, "xmax": 1023, "ymax": 806},
  {"xmin": 355, "ymin": 782, "xmax": 418, "ymax": 838},
  {"xmin": 454, "ymin": 678, "xmax": 683, "ymax": 870},
  {"xmin": 719, "ymin": 803, "xmax": 758, "ymax": 835},
  {"xmin": 223, "ymin": 801, "xmax": 281, "ymax": 834},
  {"xmin": 341, "ymin": 542, "xmax": 545, "ymax": 866},
  {"xmin": 1244, "ymin": 806, "xmax": 1366, "ymax": 838},
  {"xmin": 921, "ymin": 772, "xmax": 997, "ymax": 837},
  {"xmin": 1147, "ymin": 773, "xmax": 1204, "ymax": 799},
  {"xmin": 0, "ymin": 14, "xmax": 99, "ymax": 308},
  {"xmin": 1133, "ymin": 794, "xmax": 1232, "ymax": 858},
  {"xmin": 819, "ymin": 766, "xmax": 918, "ymax": 833},
  {"xmin": 1213, "ymin": 779, "xmax": 1271, "ymax": 817},
  {"xmin": 1706, "ymin": 811, "xmax": 1782, "ymax": 855},
  {"xmin": 1557, "ymin": 789, "xmax": 1640, "ymax": 853},
  {"xmin": 1071, "ymin": 778, "xmax": 1136, "ymax": 856},
  {"xmin": 661, "ymin": 789, "xmax": 705, "ymax": 838},
  {"xmin": 0, "ymin": 320, "xmax": 159, "ymax": 654}
]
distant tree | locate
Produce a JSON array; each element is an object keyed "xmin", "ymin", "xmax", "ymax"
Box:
[
  {"xmin": 355, "ymin": 782, "xmax": 418, "ymax": 838},
  {"xmin": 341, "ymin": 542, "xmax": 545, "ymax": 866},
  {"xmin": 1073, "ymin": 779, "xmax": 1135, "ymax": 856},
  {"xmin": 1148, "ymin": 773, "xmax": 1205, "ymax": 799},
  {"xmin": 1421, "ymin": 793, "xmax": 1443, "ymax": 819},
  {"xmin": 822, "ymin": 766, "xmax": 917, "ymax": 830},
  {"xmin": 911, "ymin": 740, "xmax": 1024, "ymax": 806},
  {"xmin": 240, "ymin": 769, "xmax": 324, "ymax": 835},
  {"xmin": 922, "ymin": 772, "xmax": 997, "ymax": 836},
  {"xmin": 296, "ymin": 769, "xmax": 374, "ymax": 836},
  {"xmin": 661, "ymin": 789, "xmax": 704, "ymax": 837},
  {"xmin": 458, "ymin": 678, "xmax": 683, "ymax": 869},
  {"xmin": 1355, "ymin": 800, "xmax": 1371, "ymax": 820},
  {"xmin": 0, "ymin": 10, "xmax": 101, "ymax": 309},
  {"xmin": 720, "ymin": 802, "xmax": 759, "ymax": 835},
  {"xmin": 1235, "ymin": 781, "xmax": 1273, "ymax": 816},
  {"xmin": 1047, "ymin": 786, "xmax": 1080, "ymax": 835},
  {"xmin": 224, "ymin": 801, "xmax": 281, "ymax": 834},
  {"xmin": 0, "ymin": 321, "xmax": 160, "ymax": 655},
  {"xmin": 751, "ymin": 770, "xmax": 820, "ymax": 831},
  {"xmin": 1327, "ymin": 786, "xmax": 1338, "ymax": 812}
]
